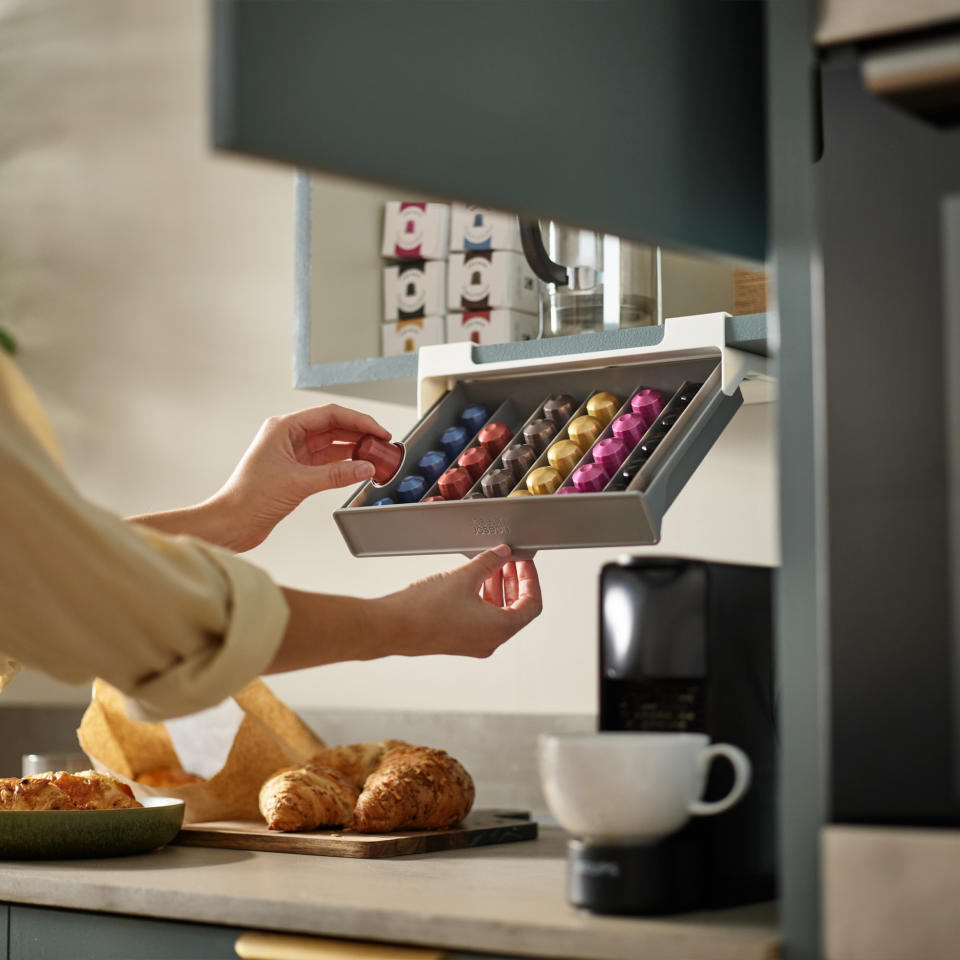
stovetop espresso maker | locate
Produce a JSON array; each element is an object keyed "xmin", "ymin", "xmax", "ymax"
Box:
[{"xmin": 570, "ymin": 557, "xmax": 778, "ymax": 915}]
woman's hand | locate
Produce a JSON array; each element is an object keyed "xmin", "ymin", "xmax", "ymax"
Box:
[
  {"xmin": 130, "ymin": 404, "xmax": 390, "ymax": 551},
  {"xmin": 267, "ymin": 546, "xmax": 543, "ymax": 675},
  {"xmin": 379, "ymin": 545, "xmax": 543, "ymax": 659}
]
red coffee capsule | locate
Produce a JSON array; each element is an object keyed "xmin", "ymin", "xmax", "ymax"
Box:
[
  {"xmin": 438, "ymin": 466, "xmax": 474, "ymax": 500},
  {"xmin": 457, "ymin": 444, "xmax": 493, "ymax": 481},
  {"xmin": 423, "ymin": 496, "xmax": 446, "ymax": 502},
  {"xmin": 353, "ymin": 434, "xmax": 404, "ymax": 486},
  {"xmin": 477, "ymin": 422, "xmax": 512, "ymax": 456}
]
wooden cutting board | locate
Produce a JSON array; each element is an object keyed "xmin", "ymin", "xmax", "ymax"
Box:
[{"xmin": 172, "ymin": 810, "xmax": 537, "ymax": 859}]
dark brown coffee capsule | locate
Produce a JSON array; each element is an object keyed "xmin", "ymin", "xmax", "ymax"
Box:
[
  {"xmin": 523, "ymin": 418, "xmax": 556, "ymax": 453},
  {"xmin": 481, "ymin": 468, "xmax": 516, "ymax": 498},
  {"xmin": 542, "ymin": 393, "xmax": 576, "ymax": 426},
  {"xmin": 502, "ymin": 443, "xmax": 536, "ymax": 480}
]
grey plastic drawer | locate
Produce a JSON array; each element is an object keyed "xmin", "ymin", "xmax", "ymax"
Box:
[{"xmin": 334, "ymin": 355, "xmax": 741, "ymax": 557}]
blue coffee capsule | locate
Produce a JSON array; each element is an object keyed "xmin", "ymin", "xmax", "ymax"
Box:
[
  {"xmin": 440, "ymin": 425, "xmax": 469, "ymax": 460},
  {"xmin": 460, "ymin": 403, "xmax": 489, "ymax": 435},
  {"xmin": 372, "ymin": 497, "xmax": 395, "ymax": 506},
  {"xmin": 396, "ymin": 474, "xmax": 428, "ymax": 503},
  {"xmin": 417, "ymin": 449, "xmax": 450, "ymax": 485}
]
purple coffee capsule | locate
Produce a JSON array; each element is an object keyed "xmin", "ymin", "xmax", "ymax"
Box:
[
  {"xmin": 502, "ymin": 443, "xmax": 536, "ymax": 480},
  {"xmin": 611, "ymin": 412, "xmax": 649, "ymax": 450},
  {"xmin": 542, "ymin": 393, "xmax": 576, "ymax": 426},
  {"xmin": 440, "ymin": 425, "xmax": 470, "ymax": 460},
  {"xmin": 481, "ymin": 468, "xmax": 516, "ymax": 498},
  {"xmin": 631, "ymin": 388, "xmax": 666, "ymax": 425},
  {"xmin": 592, "ymin": 437, "xmax": 629, "ymax": 475},
  {"xmin": 460, "ymin": 403, "xmax": 489, "ymax": 435},
  {"xmin": 556, "ymin": 486, "xmax": 578, "ymax": 495},
  {"xmin": 395, "ymin": 475, "xmax": 428, "ymax": 503},
  {"xmin": 417, "ymin": 449, "xmax": 450, "ymax": 485},
  {"xmin": 572, "ymin": 462, "xmax": 610, "ymax": 493},
  {"xmin": 523, "ymin": 418, "xmax": 557, "ymax": 454}
]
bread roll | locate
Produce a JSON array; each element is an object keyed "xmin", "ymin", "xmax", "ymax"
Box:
[
  {"xmin": 346, "ymin": 744, "xmax": 474, "ymax": 833},
  {"xmin": 49, "ymin": 770, "xmax": 141, "ymax": 809},
  {"xmin": 0, "ymin": 777, "xmax": 78, "ymax": 811},
  {"xmin": 258, "ymin": 764, "xmax": 359, "ymax": 832}
]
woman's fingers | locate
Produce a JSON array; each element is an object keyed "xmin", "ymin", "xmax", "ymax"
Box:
[
  {"xmin": 507, "ymin": 559, "xmax": 543, "ymax": 625},
  {"xmin": 482, "ymin": 566, "xmax": 504, "ymax": 606},
  {"xmin": 283, "ymin": 405, "xmax": 391, "ymax": 442}
]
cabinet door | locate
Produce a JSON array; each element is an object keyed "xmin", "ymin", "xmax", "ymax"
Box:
[
  {"xmin": 9, "ymin": 905, "xmax": 240, "ymax": 960},
  {"xmin": 212, "ymin": 0, "xmax": 766, "ymax": 261}
]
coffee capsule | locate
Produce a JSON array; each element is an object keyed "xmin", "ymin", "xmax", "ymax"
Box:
[
  {"xmin": 630, "ymin": 388, "xmax": 665, "ymax": 425},
  {"xmin": 477, "ymin": 421, "xmax": 512, "ymax": 456},
  {"xmin": 437, "ymin": 466, "xmax": 473, "ymax": 500},
  {"xmin": 395, "ymin": 475, "xmax": 428, "ymax": 503},
  {"xmin": 547, "ymin": 439, "xmax": 582, "ymax": 478},
  {"xmin": 675, "ymin": 382, "xmax": 702, "ymax": 407},
  {"xmin": 523, "ymin": 418, "xmax": 557, "ymax": 453},
  {"xmin": 542, "ymin": 393, "xmax": 576, "ymax": 426},
  {"xmin": 353, "ymin": 435, "xmax": 404, "ymax": 486},
  {"xmin": 372, "ymin": 496, "xmax": 395, "ymax": 506},
  {"xmin": 423, "ymin": 496, "xmax": 446, "ymax": 502},
  {"xmin": 526, "ymin": 466, "xmax": 562, "ymax": 496},
  {"xmin": 502, "ymin": 443, "xmax": 536, "ymax": 480},
  {"xmin": 658, "ymin": 412, "xmax": 680, "ymax": 431},
  {"xmin": 572, "ymin": 462, "xmax": 610, "ymax": 493},
  {"xmin": 440, "ymin": 425, "xmax": 470, "ymax": 460},
  {"xmin": 417, "ymin": 449, "xmax": 450, "ymax": 485},
  {"xmin": 608, "ymin": 462, "xmax": 644, "ymax": 491},
  {"xmin": 586, "ymin": 392, "xmax": 620, "ymax": 426},
  {"xmin": 460, "ymin": 403, "xmax": 489, "ymax": 435},
  {"xmin": 611, "ymin": 412, "xmax": 649, "ymax": 450},
  {"xmin": 592, "ymin": 437, "xmax": 629, "ymax": 475},
  {"xmin": 507, "ymin": 489, "xmax": 532, "ymax": 497},
  {"xmin": 567, "ymin": 415, "xmax": 603, "ymax": 453},
  {"xmin": 463, "ymin": 490, "xmax": 487, "ymax": 500},
  {"xmin": 481, "ymin": 468, "xmax": 516, "ymax": 498},
  {"xmin": 458, "ymin": 444, "xmax": 493, "ymax": 481},
  {"xmin": 556, "ymin": 486, "xmax": 578, "ymax": 494}
]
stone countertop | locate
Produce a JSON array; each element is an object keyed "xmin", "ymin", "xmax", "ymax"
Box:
[{"xmin": 0, "ymin": 827, "xmax": 778, "ymax": 960}]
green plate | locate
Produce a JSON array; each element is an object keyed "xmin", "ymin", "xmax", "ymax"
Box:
[{"xmin": 0, "ymin": 796, "xmax": 185, "ymax": 860}]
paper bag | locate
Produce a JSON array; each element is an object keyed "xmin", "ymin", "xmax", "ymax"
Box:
[{"xmin": 77, "ymin": 678, "xmax": 326, "ymax": 822}]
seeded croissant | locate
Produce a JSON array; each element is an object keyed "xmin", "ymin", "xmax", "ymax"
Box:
[
  {"xmin": 307, "ymin": 739, "xmax": 408, "ymax": 789},
  {"xmin": 346, "ymin": 744, "xmax": 474, "ymax": 833}
]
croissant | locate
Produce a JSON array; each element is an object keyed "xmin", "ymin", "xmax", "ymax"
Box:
[
  {"xmin": 307, "ymin": 739, "xmax": 408, "ymax": 789},
  {"xmin": 258, "ymin": 764, "xmax": 359, "ymax": 832},
  {"xmin": 0, "ymin": 777, "xmax": 79, "ymax": 811},
  {"xmin": 48, "ymin": 770, "xmax": 141, "ymax": 810},
  {"xmin": 346, "ymin": 744, "xmax": 474, "ymax": 833}
]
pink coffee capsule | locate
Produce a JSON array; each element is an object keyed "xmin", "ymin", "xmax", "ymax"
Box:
[
  {"xmin": 353, "ymin": 435, "xmax": 404, "ymax": 486},
  {"xmin": 556, "ymin": 486, "xmax": 578, "ymax": 495},
  {"xmin": 630, "ymin": 388, "xmax": 665, "ymax": 427},
  {"xmin": 572, "ymin": 462, "xmax": 611, "ymax": 493},
  {"xmin": 611, "ymin": 412, "xmax": 649, "ymax": 450},
  {"xmin": 591, "ymin": 437, "xmax": 629, "ymax": 475}
]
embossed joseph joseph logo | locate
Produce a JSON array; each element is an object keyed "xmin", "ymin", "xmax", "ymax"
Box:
[{"xmin": 472, "ymin": 517, "xmax": 510, "ymax": 538}]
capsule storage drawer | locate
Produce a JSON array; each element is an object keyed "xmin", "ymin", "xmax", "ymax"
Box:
[{"xmin": 334, "ymin": 351, "xmax": 743, "ymax": 557}]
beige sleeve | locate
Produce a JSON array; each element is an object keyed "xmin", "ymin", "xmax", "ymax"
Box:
[{"xmin": 0, "ymin": 407, "xmax": 289, "ymax": 722}]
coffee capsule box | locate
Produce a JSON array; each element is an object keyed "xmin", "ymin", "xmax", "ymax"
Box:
[
  {"xmin": 381, "ymin": 316, "xmax": 445, "ymax": 357},
  {"xmin": 449, "ymin": 204, "xmax": 524, "ymax": 253},
  {"xmin": 447, "ymin": 251, "xmax": 538, "ymax": 314},
  {"xmin": 445, "ymin": 310, "xmax": 539, "ymax": 346},
  {"xmin": 383, "ymin": 261, "xmax": 447, "ymax": 321},
  {"xmin": 334, "ymin": 338, "xmax": 743, "ymax": 555},
  {"xmin": 382, "ymin": 201, "xmax": 450, "ymax": 261}
]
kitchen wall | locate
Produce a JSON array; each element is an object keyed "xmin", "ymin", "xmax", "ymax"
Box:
[{"xmin": 0, "ymin": 0, "xmax": 778, "ymax": 716}]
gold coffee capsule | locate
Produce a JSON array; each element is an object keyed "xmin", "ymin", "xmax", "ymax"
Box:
[
  {"xmin": 567, "ymin": 415, "xmax": 603, "ymax": 453},
  {"xmin": 526, "ymin": 466, "xmax": 563, "ymax": 496},
  {"xmin": 587, "ymin": 391, "xmax": 620, "ymax": 426},
  {"xmin": 508, "ymin": 489, "xmax": 532, "ymax": 497},
  {"xmin": 547, "ymin": 439, "xmax": 582, "ymax": 478}
]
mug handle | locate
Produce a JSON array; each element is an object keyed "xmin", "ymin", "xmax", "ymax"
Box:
[{"xmin": 688, "ymin": 743, "xmax": 752, "ymax": 817}]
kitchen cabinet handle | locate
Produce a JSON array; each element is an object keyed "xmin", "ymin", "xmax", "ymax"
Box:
[{"xmin": 235, "ymin": 930, "xmax": 449, "ymax": 959}]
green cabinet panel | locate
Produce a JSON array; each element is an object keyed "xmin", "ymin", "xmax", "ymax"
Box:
[
  {"xmin": 8, "ymin": 905, "xmax": 240, "ymax": 960},
  {"xmin": 213, "ymin": 0, "xmax": 766, "ymax": 260}
]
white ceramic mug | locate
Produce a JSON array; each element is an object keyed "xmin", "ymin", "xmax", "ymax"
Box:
[{"xmin": 538, "ymin": 732, "xmax": 752, "ymax": 843}]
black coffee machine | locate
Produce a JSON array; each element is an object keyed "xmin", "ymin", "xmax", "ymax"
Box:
[{"xmin": 569, "ymin": 557, "xmax": 777, "ymax": 915}]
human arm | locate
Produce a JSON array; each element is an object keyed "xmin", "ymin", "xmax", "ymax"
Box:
[
  {"xmin": 265, "ymin": 545, "xmax": 542, "ymax": 674},
  {"xmin": 129, "ymin": 404, "xmax": 391, "ymax": 552}
]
